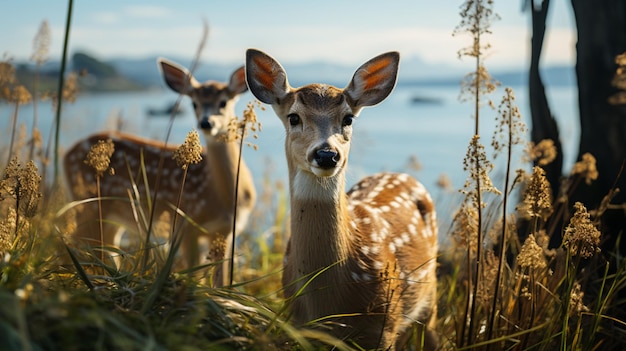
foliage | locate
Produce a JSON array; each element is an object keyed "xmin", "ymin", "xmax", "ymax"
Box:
[{"xmin": 438, "ymin": 1, "xmax": 626, "ymax": 350}]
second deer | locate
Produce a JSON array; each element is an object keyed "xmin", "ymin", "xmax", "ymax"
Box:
[
  {"xmin": 64, "ymin": 59, "xmax": 256, "ymax": 286},
  {"xmin": 246, "ymin": 49, "xmax": 438, "ymax": 350}
]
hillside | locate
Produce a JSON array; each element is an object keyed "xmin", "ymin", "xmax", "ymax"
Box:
[
  {"xmin": 13, "ymin": 52, "xmax": 576, "ymax": 95},
  {"xmin": 15, "ymin": 52, "xmax": 146, "ymax": 94}
]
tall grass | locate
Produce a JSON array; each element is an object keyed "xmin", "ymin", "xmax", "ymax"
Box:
[{"xmin": 438, "ymin": 1, "xmax": 626, "ymax": 350}]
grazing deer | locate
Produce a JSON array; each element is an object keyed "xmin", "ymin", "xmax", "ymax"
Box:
[
  {"xmin": 245, "ymin": 49, "xmax": 438, "ymax": 350},
  {"xmin": 63, "ymin": 58, "xmax": 256, "ymax": 286}
]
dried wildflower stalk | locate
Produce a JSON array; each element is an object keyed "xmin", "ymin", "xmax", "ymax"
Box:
[
  {"xmin": 0, "ymin": 158, "xmax": 42, "ymax": 242},
  {"xmin": 84, "ymin": 139, "xmax": 114, "ymax": 261},
  {"xmin": 170, "ymin": 130, "xmax": 203, "ymax": 251},
  {"xmin": 489, "ymin": 87, "xmax": 527, "ymax": 340},
  {"xmin": 221, "ymin": 101, "xmax": 262, "ymax": 286},
  {"xmin": 29, "ymin": 20, "xmax": 51, "ymax": 161},
  {"xmin": 6, "ymin": 83, "xmax": 33, "ymax": 169},
  {"xmin": 453, "ymin": 0, "xmax": 500, "ymax": 345}
]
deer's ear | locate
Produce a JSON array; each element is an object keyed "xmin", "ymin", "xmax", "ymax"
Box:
[
  {"xmin": 344, "ymin": 52, "xmax": 399, "ymax": 108},
  {"xmin": 229, "ymin": 66, "xmax": 248, "ymax": 95},
  {"xmin": 245, "ymin": 49, "xmax": 290, "ymax": 105},
  {"xmin": 158, "ymin": 57, "xmax": 199, "ymax": 95}
]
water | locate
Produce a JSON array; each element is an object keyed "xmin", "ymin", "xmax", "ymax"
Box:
[{"xmin": 4, "ymin": 83, "xmax": 579, "ymax": 218}]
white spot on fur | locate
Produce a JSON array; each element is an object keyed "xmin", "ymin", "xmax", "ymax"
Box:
[
  {"xmin": 394, "ymin": 237, "xmax": 404, "ymax": 248},
  {"xmin": 371, "ymin": 232, "xmax": 382, "ymax": 243},
  {"xmin": 401, "ymin": 232, "xmax": 410, "ymax": 243}
]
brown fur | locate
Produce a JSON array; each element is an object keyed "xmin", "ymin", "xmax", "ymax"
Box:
[
  {"xmin": 63, "ymin": 59, "xmax": 256, "ymax": 286},
  {"xmin": 247, "ymin": 49, "xmax": 438, "ymax": 350}
]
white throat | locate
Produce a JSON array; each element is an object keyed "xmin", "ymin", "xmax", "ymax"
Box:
[{"xmin": 291, "ymin": 169, "xmax": 343, "ymax": 203}]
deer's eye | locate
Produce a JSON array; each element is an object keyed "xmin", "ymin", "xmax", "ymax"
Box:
[
  {"xmin": 342, "ymin": 115, "xmax": 354, "ymax": 127},
  {"xmin": 218, "ymin": 100, "xmax": 227, "ymax": 108},
  {"xmin": 287, "ymin": 113, "xmax": 300, "ymax": 126}
]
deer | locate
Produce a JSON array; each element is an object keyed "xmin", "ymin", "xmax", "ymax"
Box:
[
  {"xmin": 245, "ymin": 49, "xmax": 438, "ymax": 350},
  {"xmin": 63, "ymin": 58, "xmax": 256, "ymax": 286}
]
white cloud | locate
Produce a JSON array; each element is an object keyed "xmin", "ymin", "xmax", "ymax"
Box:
[
  {"xmin": 487, "ymin": 25, "xmax": 576, "ymax": 68},
  {"xmin": 92, "ymin": 12, "xmax": 120, "ymax": 25},
  {"xmin": 123, "ymin": 5, "xmax": 170, "ymax": 19}
]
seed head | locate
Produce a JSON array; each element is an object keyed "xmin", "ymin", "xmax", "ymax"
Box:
[
  {"xmin": 453, "ymin": 0, "xmax": 500, "ymax": 59},
  {"xmin": 569, "ymin": 282, "xmax": 589, "ymax": 315},
  {"xmin": 562, "ymin": 202, "xmax": 601, "ymax": 259},
  {"xmin": 18, "ymin": 160, "xmax": 42, "ymax": 218},
  {"xmin": 31, "ymin": 20, "xmax": 51, "ymax": 66},
  {"xmin": 452, "ymin": 203, "xmax": 479, "ymax": 256},
  {"xmin": 173, "ymin": 130, "xmax": 203, "ymax": 169},
  {"xmin": 0, "ymin": 159, "xmax": 42, "ymax": 218},
  {"xmin": 517, "ymin": 166, "xmax": 553, "ymax": 220},
  {"xmin": 84, "ymin": 139, "xmax": 115, "ymax": 177},
  {"xmin": 528, "ymin": 139, "xmax": 557, "ymax": 166},
  {"xmin": 461, "ymin": 135, "xmax": 501, "ymax": 202},
  {"xmin": 0, "ymin": 61, "xmax": 16, "ymax": 102},
  {"xmin": 220, "ymin": 101, "xmax": 263, "ymax": 150},
  {"xmin": 571, "ymin": 153, "xmax": 598, "ymax": 185},
  {"xmin": 517, "ymin": 234, "xmax": 547, "ymax": 270},
  {"xmin": 492, "ymin": 87, "xmax": 526, "ymax": 157},
  {"xmin": 436, "ymin": 173, "xmax": 453, "ymax": 192},
  {"xmin": 0, "ymin": 207, "xmax": 17, "ymax": 254},
  {"xmin": 62, "ymin": 72, "xmax": 79, "ymax": 103}
]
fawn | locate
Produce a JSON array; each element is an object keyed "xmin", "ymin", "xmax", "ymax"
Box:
[
  {"xmin": 245, "ymin": 49, "xmax": 438, "ymax": 349},
  {"xmin": 63, "ymin": 58, "xmax": 256, "ymax": 286}
]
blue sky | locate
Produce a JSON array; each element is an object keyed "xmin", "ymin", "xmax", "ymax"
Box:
[{"xmin": 1, "ymin": 0, "xmax": 575, "ymax": 69}]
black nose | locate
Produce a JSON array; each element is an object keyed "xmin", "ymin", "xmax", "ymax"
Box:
[
  {"xmin": 199, "ymin": 117, "xmax": 213, "ymax": 130},
  {"xmin": 315, "ymin": 148, "xmax": 339, "ymax": 169}
]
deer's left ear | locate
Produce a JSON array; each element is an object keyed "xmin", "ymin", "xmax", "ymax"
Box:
[
  {"xmin": 229, "ymin": 66, "xmax": 248, "ymax": 95},
  {"xmin": 345, "ymin": 51, "xmax": 399, "ymax": 108},
  {"xmin": 157, "ymin": 57, "xmax": 200, "ymax": 95},
  {"xmin": 245, "ymin": 49, "xmax": 290, "ymax": 105}
]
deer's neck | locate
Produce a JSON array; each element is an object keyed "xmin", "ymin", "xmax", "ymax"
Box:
[
  {"xmin": 289, "ymin": 169, "xmax": 353, "ymax": 271},
  {"xmin": 204, "ymin": 137, "xmax": 250, "ymax": 205}
]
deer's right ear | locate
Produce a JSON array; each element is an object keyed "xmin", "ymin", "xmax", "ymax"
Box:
[
  {"xmin": 229, "ymin": 66, "xmax": 249, "ymax": 95},
  {"xmin": 345, "ymin": 51, "xmax": 399, "ymax": 108},
  {"xmin": 245, "ymin": 49, "xmax": 289, "ymax": 105},
  {"xmin": 157, "ymin": 58, "xmax": 199, "ymax": 95}
]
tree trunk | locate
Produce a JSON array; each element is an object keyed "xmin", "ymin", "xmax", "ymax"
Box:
[
  {"xmin": 571, "ymin": 0, "xmax": 626, "ymax": 252},
  {"xmin": 529, "ymin": 0, "xmax": 563, "ymax": 201}
]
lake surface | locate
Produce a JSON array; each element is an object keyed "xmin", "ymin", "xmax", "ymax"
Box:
[{"xmin": 5, "ymin": 82, "xmax": 579, "ymax": 218}]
